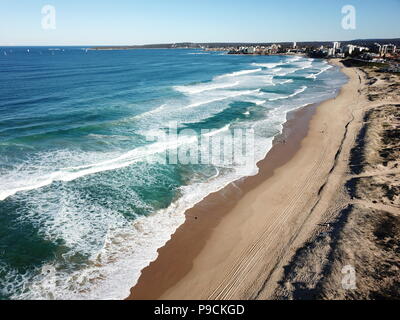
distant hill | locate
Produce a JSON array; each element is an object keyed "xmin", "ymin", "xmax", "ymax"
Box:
[
  {"xmin": 90, "ymin": 38, "xmax": 400, "ymax": 50},
  {"xmin": 295, "ymin": 38, "xmax": 400, "ymax": 48}
]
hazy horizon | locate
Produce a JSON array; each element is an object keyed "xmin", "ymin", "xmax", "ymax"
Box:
[
  {"xmin": 2, "ymin": 37, "xmax": 400, "ymax": 48},
  {"xmin": 1, "ymin": 0, "xmax": 400, "ymax": 46}
]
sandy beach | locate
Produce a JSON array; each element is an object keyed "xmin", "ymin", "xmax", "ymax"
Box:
[{"xmin": 128, "ymin": 60, "xmax": 399, "ymax": 300}]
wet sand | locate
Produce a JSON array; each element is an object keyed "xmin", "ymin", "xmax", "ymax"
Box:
[{"xmin": 128, "ymin": 60, "xmax": 362, "ymax": 300}]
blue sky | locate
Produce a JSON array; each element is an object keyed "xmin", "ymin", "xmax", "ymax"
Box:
[{"xmin": 1, "ymin": 0, "xmax": 399, "ymax": 45}]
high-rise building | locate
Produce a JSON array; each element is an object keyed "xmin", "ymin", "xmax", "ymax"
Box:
[
  {"xmin": 381, "ymin": 44, "xmax": 397, "ymax": 55},
  {"xmin": 333, "ymin": 42, "xmax": 341, "ymax": 51},
  {"xmin": 346, "ymin": 44, "xmax": 356, "ymax": 55}
]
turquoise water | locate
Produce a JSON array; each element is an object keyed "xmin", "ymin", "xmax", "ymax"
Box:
[{"xmin": 0, "ymin": 47, "xmax": 347, "ymax": 299}]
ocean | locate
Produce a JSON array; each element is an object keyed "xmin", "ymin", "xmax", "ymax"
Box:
[{"xmin": 0, "ymin": 47, "xmax": 347, "ymax": 299}]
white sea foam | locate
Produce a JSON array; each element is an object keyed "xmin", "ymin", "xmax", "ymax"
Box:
[
  {"xmin": 182, "ymin": 89, "xmax": 261, "ymax": 109},
  {"xmin": 203, "ymin": 124, "xmax": 230, "ymax": 137},
  {"xmin": 297, "ymin": 60, "xmax": 313, "ymax": 70},
  {"xmin": 174, "ymin": 81, "xmax": 240, "ymax": 94},
  {"xmin": 274, "ymin": 58, "xmax": 314, "ymax": 76},
  {"xmin": 306, "ymin": 65, "xmax": 333, "ymax": 79},
  {"xmin": 268, "ymin": 86, "xmax": 308, "ymax": 101},
  {"xmin": 246, "ymin": 99, "xmax": 267, "ymax": 105},
  {"xmin": 271, "ymin": 67, "xmax": 283, "ymax": 74},
  {"xmin": 286, "ymin": 56, "xmax": 302, "ymax": 63},
  {"xmin": 252, "ymin": 56, "xmax": 305, "ymax": 70},
  {"xmin": 291, "ymin": 86, "xmax": 308, "ymax": 97},
  {"xmin": 215, "ymin": 68, "xmax": 262, "ymax": 79},
  {"xmin": 130, "ymin": 103, "xmax": 168, "ymax": 120},
  {"xmin": 251, "ymin": 62, "xmax": 282, "ymax": 69},
  {"xmin": 275, "ymin": 68, "xmax": 297, "ymax": 76},
  {"xmin": 0, "ymin": 119, "xmax": 250, "ymax": 202},
  {"xmin": 276, "ymin": 79, "xmax": 294, "ymax": 85}
]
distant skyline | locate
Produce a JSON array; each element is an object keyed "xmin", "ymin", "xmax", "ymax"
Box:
[{"xmin": 1, "ymin": 0, "xmax": 400, "ymax": 46}]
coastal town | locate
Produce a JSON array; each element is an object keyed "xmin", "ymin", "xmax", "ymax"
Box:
[
  {"xmin": 203, "ymin": 41, "xmax": 400, "ymax": 72},
  {"xmin": 92, "ymin": 39, "xmax": 400, "ymax": 73}
]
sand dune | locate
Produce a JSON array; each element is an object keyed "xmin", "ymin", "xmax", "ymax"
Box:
[{"xmin": 273, "ymin": 66, "xmax": 400, "ymax": 300}]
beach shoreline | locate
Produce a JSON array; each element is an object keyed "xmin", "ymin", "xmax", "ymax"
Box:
[
  {"xmin": 128, "ymin": 99, "xmax": 319, "ymax": 300},
  {"xmin": 127, "ymin": 59, "xmax": 364, "ymax": 300}
]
